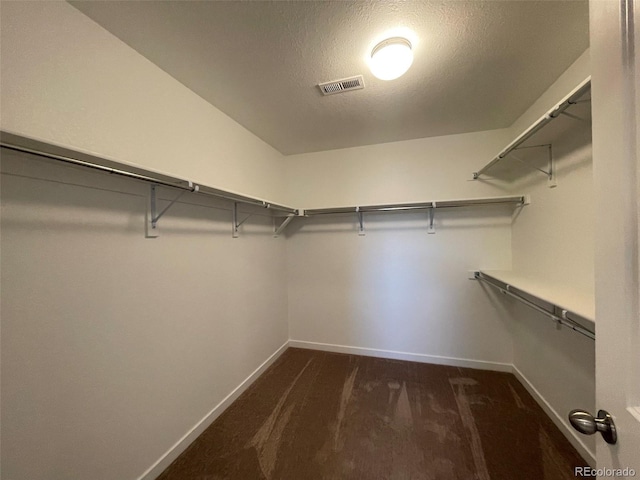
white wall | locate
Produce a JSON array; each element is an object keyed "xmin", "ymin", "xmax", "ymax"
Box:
[
  {"xmin": 284, "ymin": 130, "xmax": 516, "ymax": 366},
  {"xmin": 0, "ymin": 151, "xmax": 288, "ymax": 480},
  {"xmin": 508, "ymin": 50, "xmax": 592, "ymax": 291},
  {"xmin": 287, "ymin": 210, "xmax": 514, "ymax": 366},
  {"xmin": 285, "ymin": 129, "xmax": 513, "ymax": 209},
  {"xmin": 508, "ymin": 50, "xmax": 591, "ymax": 140},
  {"xmin": 1, "ymin": 3, "xmax": 289, "ymax": 479},
  {"xmin": 505, "ymin": 51, "xmax": 596, "ymax": 460},
  {"xmin": 0, "ymin": 1, "xmax": 286, "ymax": 204}
]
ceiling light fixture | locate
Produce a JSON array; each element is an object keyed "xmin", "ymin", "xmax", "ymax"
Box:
[{"xmin": 369, "ymin": 37, "xmax": 413, "ymax": 81}]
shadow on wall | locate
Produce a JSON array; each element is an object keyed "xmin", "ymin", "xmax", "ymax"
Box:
[{"xmin": 286, "ymin": 209, "xmax": 514, "ymax": 359}]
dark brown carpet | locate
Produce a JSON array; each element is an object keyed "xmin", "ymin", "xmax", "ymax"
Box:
[{"xmin": 157, "ymin": 348, "xmax": 587, "ymax": 480}]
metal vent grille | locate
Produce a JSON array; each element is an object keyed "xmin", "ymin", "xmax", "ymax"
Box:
[{"xmin": 318, "ymin": 75, "xmax": 365, "ymax": 96}]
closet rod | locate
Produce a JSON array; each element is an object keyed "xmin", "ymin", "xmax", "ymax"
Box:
[
  {"xmin": 473, "ymin": 78, "xmax": 591, "ymax": 179},
  {"xmin": 0, "ymin": 138, "xmax": 298, "ymax": 215},
  {"xmin": 305, "ymin": 203, "xmax": 433, "ymax": 215},
  {"xmin": 474, "ymin": 272, "xmax": 595, "ymax": 341},
  {"xmin": 304, "ymin": 196, "xmax": 526, "ymax": 216}
]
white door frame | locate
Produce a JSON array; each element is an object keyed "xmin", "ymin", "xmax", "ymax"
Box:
[{"xmin": 590, "ymin": 0, "xmax": 640, "ymax": 475}]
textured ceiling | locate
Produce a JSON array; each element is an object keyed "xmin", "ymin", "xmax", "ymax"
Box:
[{"xmin": 69, "ymin": 1, "xmax": 589, "ymax": 155}]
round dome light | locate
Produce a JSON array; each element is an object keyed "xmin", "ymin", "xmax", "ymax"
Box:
[{"xmin": 369, "ymin": 37, "xmax": 413, "ymax": 81}]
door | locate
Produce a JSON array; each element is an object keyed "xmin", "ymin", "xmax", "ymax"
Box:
[{"xmin": 591, "ymin": 0, "xmax": 640, "ymax": 475}]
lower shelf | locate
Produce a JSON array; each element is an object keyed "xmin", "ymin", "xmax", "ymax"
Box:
[{"xmin": 475, "ymin": 270, "xmax": 595, "ymax": 340}]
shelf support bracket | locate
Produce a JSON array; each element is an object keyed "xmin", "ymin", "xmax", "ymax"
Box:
[
  {"xmin": 146, "ymin": 183, "xmax": 197, "ymax": 238},
  {"xmin": 232, "ymin": 202, "xmax": 252, "ymax": 238},
  {"xmin": 510, "ymin": 144, "xmax": 556, "ymax": 188},
  {"xmin": 428, "ymin": 203, "xmax": 436, "ymax": 234},
  {"xmin": 546, "ymin": 144, "xmax": 557, "ymax": 188},
  {"xmin": 273, "ymin": 214, "xmax": 295, "ymax": 238},
  {"xmin": 356, "ymin": 208, "xmax": 365, "ymax": 236},
  {"xmin": 559, "ymin": 111, "xmax": 587, "ymax": 122}
]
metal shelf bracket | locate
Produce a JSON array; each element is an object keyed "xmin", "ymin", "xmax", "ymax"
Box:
[
  {"xmin": 232, "ymin": 202, "xmax": 252, "ymax": 238},
  {"xmin": 146, "ymin": 182, "xmax": 198, "ymax": 238},
  {"xmin": 273, "ymin": 214, "xmax": 295, "ymax": 238},
  {"xmin": 428, "ymin": 203, "xmax": 436, "ymax": 234},
  {"xmin": 509, "ymin": 144, "xmax": 557, "ymax": 188},
  {"xmin": 356, "ymin": 208, "xmax": 365, "ymax": 236}
]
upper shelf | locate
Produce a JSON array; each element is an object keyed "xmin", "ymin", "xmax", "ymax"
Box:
[
  {"xmin": 0, "ymin": 131, "xmax": 298, "ymax": 215},
  {"xmin": 303, "ymin": 195, "xmax": 527, "ymax": 216},
  {"xmin": 303, "ymin": 196, "xmax": 527, "ymax": 235},
  {"xmin": 472, "ymin": 77, "xmax": 592, "ymax": 186}
]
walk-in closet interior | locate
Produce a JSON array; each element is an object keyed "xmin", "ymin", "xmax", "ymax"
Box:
[{"xmin": 2, "ymin": 1, "xmax": 639, "ymax": 479}]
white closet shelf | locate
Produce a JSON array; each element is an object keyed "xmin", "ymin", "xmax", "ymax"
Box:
[
  {"xmin": 472, "ymin": 77, "xmax": 591, "ymax": 185},
  {"xmin": 475, "ymin": 270, "xmax": 595, "ymax": 339},
  {"xmin": 303, "ymin": 195, "xmax": 528, "ymax": 216},
  {"xmin": 303, "ymin": 196, "xmax": 528, "ymax": 235},
  {"xmin": 0, "ymin": 130, "xmax": 298, "ymax": 216}
]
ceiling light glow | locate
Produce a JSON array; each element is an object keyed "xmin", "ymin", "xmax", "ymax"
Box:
[{"xmin": 369, "ymin": 37, "xmax": 413, "ymax": 81}]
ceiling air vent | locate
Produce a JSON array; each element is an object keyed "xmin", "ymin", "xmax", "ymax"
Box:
[{"xmin": 318, "ymin": 75, "xmax": 365, "ymax": 96}]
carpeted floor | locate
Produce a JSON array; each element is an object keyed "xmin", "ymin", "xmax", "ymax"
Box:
[{"xmin": 157, "ymin": 348, "xmax": 587, "ymax": 479}]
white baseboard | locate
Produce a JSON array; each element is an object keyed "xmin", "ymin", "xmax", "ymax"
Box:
[
  {"xmin": 137, "ymin": 341, "xmax": 289, "ymax": 480},
  {"xmin": 288, "ymin": 339, "xmax": 513, "ymax": 372},
  {"xmin": 512, "ymin": 365, "xmax": 596, "ymax": 467}
]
